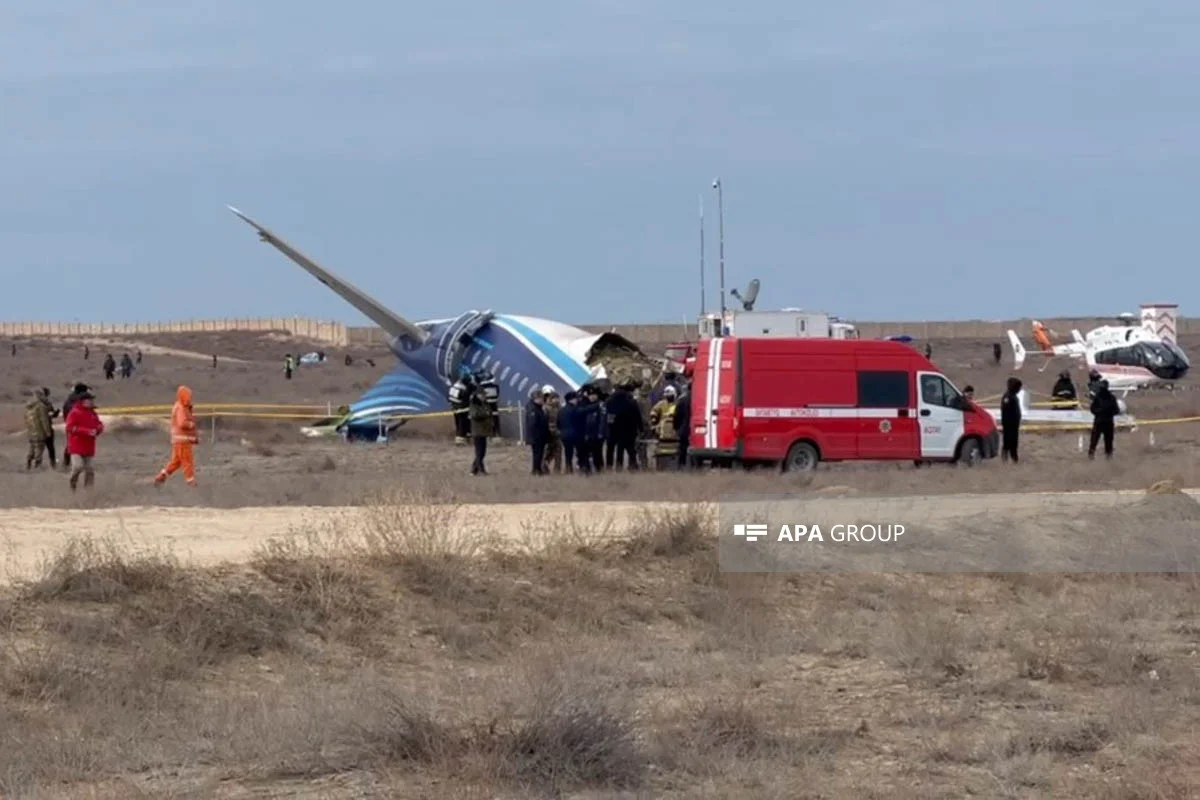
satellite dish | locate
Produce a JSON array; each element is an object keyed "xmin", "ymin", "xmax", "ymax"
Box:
[
  {"xmin": 730, "ymin": 279, "xmax": 761, "ymax": 311},
  {"xmin": 741, "ymin": 279, "xmax": 760, "ymax": 310}
]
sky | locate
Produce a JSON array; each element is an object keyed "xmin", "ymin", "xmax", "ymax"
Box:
[{"xmin": 2, "ymin": 1, "xmax": 1198, "ymax": 325}]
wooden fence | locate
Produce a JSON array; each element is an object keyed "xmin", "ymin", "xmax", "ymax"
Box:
[
  {"xmin": 3, "ymin": 316, "xmax": 1192, "ymax": 350},
  {"xmin": 0, "ymin": 318, "xmax": 349, "ymax": 346}
]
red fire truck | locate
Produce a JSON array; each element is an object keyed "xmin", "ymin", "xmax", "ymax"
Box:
[{"xmin": 687, "ymin": 337, "xmax": 999, "ymax": 470}]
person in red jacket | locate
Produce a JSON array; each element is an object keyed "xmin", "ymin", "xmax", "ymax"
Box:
[
  {"xmin": 154, "ymin": 385, "xmax": 198, "ymax": 486},
  {"xmin": 64, "ymin": 391, "xmax": 104, "ymax": 490}
]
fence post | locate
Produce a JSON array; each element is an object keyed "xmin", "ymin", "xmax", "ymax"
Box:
[{"xmin": 211, "ymin": 415, "xmax": 217, "ymax": 446}]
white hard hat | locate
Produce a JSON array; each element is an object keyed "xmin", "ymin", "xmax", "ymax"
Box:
[
  {"xmin": 542, "ymin": 384, "xmax": 556, "ymax": 395},
  {"xmin": 664, "ymin": 385, "xmax": 677, "ymax": 397}
]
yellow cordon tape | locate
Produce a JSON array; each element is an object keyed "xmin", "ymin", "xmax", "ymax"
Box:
[
  {"xmin": 100, "ymin": 405, "xmax": 522, "ymax": 423},
  {"xmin": 102, "ymin": 403, "xmax": 331, "ymax": 413}
]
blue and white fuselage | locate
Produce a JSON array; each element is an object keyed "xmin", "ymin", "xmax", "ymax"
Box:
[
  {"xmin": 341, "ymin": 312, "xmax": 617, "ymax": 436},
  {"xmin": 226, "ymin": 207, "xmax": 641, "ymax": 438}
]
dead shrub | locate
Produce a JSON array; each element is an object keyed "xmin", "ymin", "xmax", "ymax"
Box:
[
  {"xmin": 1005, "ymin": 718, "xmax": 1112, "ymax": 757},
  {"xmin": 133, "ymin": 582, "xmax": 298, "ymax": 663},
  {"xmin": 304, "ymin": 454, "xmax": 337, "ymax": 473},
  {"xmin": 24, "ymin": 537, "xmax": 180, "ymax": 603},
  {"xmin": 253, "ymin": 540, "xmax": 383, "ymax": 640},
  {"xmin": 623, "ymin": 504, "xmax": 712, "ymax": 559},
  {"xmin": 496, "ymin": 679, "xmax": 646, "ymax": 791},
  {"xmin": 248, "ymin": 441, "xmax": 276, "ymax": 457},
  {"xmin": 880, "ymin": 607, "xmax": 974, "ymax": 681},
  {"xmin": 360, "ymin": 486, "xmax": 495, "ymax": 564},
  {"xmin": 681, "ymin": 695, "xmax": 787, "ymax": 758},
  {"xmin": 339, "ymin": 690, "xmax": 456, "ymax": 767}
]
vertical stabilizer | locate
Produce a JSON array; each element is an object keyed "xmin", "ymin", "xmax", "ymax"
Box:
[{"xmin": 1007, "ymin": 330, "xmax": 1026, "ymax": 369}]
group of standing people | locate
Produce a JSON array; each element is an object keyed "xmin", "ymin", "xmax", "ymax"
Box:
[
  {"xmin": 102, "ymin": 351, "xmax": 140, "ymax": 380},
  {"xmin": 24, "ymin": 383, "xmax": 105, "ymax": 489},
  {"xmin": 997, "ymin": 368, "xmax": 1121, "ymax": 463},
  {"xmin": 522, "ymin": 376, "xmax": 691, "ymax": 476},
  {"xmin": 23, "ymin": 382, "xmax": 199, "ymax": 490}
]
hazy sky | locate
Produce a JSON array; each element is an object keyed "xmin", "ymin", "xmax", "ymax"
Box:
[{"xmin": 3, "ymin": 1, "xmax": 1198, "ymax": 325}]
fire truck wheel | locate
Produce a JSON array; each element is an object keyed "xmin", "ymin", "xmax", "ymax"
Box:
[
  {"xmin": 782, "ymin": 441, "xmax": 819, "ymax": 472},
  {"xmin": 957, "ymin": 438, "xmax": 982, "ymax": 466}
]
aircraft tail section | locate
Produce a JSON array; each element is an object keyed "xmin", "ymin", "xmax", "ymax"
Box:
[
  {"xmin": 227, "ymin": 206, "xmax": 428, "ymax": 345},
  {"xmin": 1072, "ymin": 330, "xmax": 1086, "ymax": 346},
  {"xmin": 1007, "ymin": 330, "xmax": 1026, "ymax": 369}
]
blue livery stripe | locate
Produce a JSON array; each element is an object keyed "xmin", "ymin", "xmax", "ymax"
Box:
[{"xmin": 494, "ymin": 315, "xmax": 590, "ymax": 385}]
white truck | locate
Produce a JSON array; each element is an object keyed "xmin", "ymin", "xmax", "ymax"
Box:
[{"xmin": 696, "ymin": 309, "xmax": 857, "ymax": 339}]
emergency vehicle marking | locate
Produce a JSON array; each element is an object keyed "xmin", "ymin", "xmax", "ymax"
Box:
[
  {"xmin": 703, "ymin": 338, "xmax": 724, "ymax": 449},
  {"xmin": 879, "ymin": 419, "xmax": 891, "ymax": 433},
  {"xmin": 742, "ymin": 407, "xmax": 918, "ymax": 419}
]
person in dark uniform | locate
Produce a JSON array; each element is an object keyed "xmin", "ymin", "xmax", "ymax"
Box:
[
  {"xmin": 1088, "ymin": 379, "xmax": 1120, "ymax": 460},
  {"xmin": 1051, "ymin": 370, "xmax": 1077, "ymax": 409},
  {"xmin": 672, "ymin": 384, "xmax": 692, "ymax": 469},
  {"xmin": 576, "ymin": 386, "xmax": 605, "ymax": 474},
  {"xmin": 558, "ymin": 392, "xmax": 579, "ymax": 474},
  {"xmin": 525, "ymin": 389, "xmax": 550, "ymax": 475},
  {"xmin": 604, "ymin": 380, "xmax": 642, "ymax": 470},
  {"xmin": 1086, "ymin": 369, "xmax": 1103, "ymax": 401},
  {"xmin": 993, "ymin": 343, "xmax": 1002, "ymax": 365},
  {"xmin": 999, "ymin": 377, "xmax": 1022, "ymax": 463}
]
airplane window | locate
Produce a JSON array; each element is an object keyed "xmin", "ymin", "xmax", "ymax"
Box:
[
  {"xmin": 511, "ymin": 372, "xmax": 521, "ymax": 387},
  {"xmin": 500, "ymin": 365, "xmax": 511, "ymax": 381},
  {"xmin": 481, "ymin": 356, "xmax": 491, "ymax": 369},
  {"xmin": 470, "ymin": 350, "xmax": 481, "ymax": 365},
  {"xmin": 519, "ymin": 378, "xmax": 529, "ymax": 393}
]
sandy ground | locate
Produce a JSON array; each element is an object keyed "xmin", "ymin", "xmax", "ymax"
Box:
[{"xmin": 3, "ymin": 490, "xmax": 1195, "ymax": 583}]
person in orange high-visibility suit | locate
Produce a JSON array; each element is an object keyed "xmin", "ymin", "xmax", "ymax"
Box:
[{"xmin": 154, "ymin": 385, "xmax": 198, "ymax": 486}]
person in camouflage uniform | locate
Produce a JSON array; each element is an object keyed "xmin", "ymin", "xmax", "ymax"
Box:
[
  {"xmin": 542, "ymin": 386, "xmax": 563, "ymax": 473},
  {"xmin": 25, "ymin": 388, "xmax": 57, "ymax": 469},
  {"xmin": 468, "ymin": 384, "xmax": 494, "ymax": 475}
]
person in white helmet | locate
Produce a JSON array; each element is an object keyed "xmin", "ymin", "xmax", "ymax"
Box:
[
  {"xmin": 649, "ymin": 384, "xmax": 680, "ymax": 469},
  {"xmin": 542, "ymin": 385, "xmax": 563, "ymax": 473}
]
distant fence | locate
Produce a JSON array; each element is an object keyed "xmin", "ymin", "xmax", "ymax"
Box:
[
  {"xmin": 5, "ymin": 316, "xmax": 1191, "ymax": 351},
  {"xmin": 575, "ymin": 317, "xmax": 1199, "ymax": 345},
  {"xmin": 0, "ymin": 318, "xmax": 349, "ymax": 346},
  {"xmin": 352, "ymin": 317, "xmax": 1197, "ymax": 348}
]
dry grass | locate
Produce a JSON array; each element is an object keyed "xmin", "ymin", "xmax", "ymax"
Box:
[{"xmin": 1, "ymin": 489, "xmax": 1199, "ymax": 797}]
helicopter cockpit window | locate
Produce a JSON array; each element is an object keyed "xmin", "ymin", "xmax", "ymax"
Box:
[{"xmin": 1140, "ymin": 343, "xmax": 1169, "ymax": 367}]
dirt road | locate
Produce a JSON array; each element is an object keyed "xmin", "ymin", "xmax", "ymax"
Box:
[{"xmin": 2, "ymin": 490, "xmax": 1194, "ymax": 583}]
